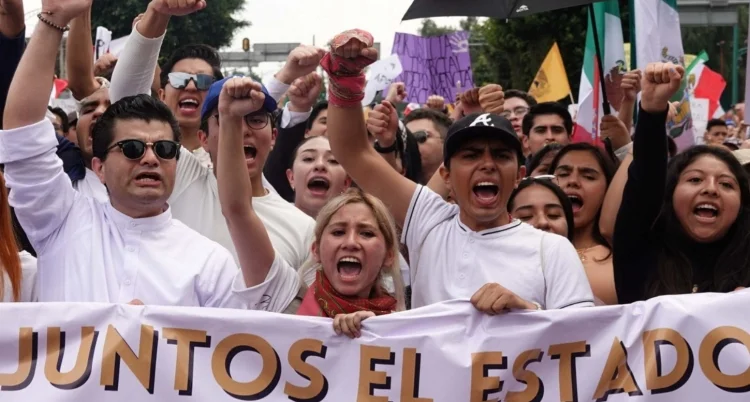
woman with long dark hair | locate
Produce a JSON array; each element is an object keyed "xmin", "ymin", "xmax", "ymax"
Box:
[
  {"xmin": 549, "ymin": 143, "xmax": 617, "ymax": 304},
  {"xmin": 614, "ymin": 62, "xmax": 750, "ymax": 302}
]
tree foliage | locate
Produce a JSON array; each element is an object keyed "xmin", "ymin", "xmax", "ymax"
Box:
[{"xmin": 91, "ymin": 0, "xmax": 249, "ymax": 62}]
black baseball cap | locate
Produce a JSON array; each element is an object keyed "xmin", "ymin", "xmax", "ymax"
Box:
[{"xmin": 443, "ymin": 113, "xmax": 523, "ymax": 166}]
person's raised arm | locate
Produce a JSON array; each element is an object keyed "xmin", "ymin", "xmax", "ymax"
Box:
[
  {"xmin": 216, "ymin": 77, "xmax": 275, "ymax": 287},
  {"xmin": 366, "ymin": 101, "xmax": 405, "ymax": 174},
  {"xmin": 613, "ymin": 62, "xmax": 683, "ymax": 303},
  {"xmin": 110, "ymin": 0, "xmax": 205, "ymax": 103},
  {"xmin": 321, "ymin": 29, "xmax": 416, "ymax": 226},
  {"xmin": 617, "ymin": 70, "xmax": 641, "ymax": 134},
  {"xmin": 65, "ymin": 4, "xmax": 99, "ymax": 101}
]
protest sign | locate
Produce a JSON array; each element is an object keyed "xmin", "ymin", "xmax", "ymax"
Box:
[
  {"xmin": 391, "ymin": 31, "xmax": 474, "ymax": 104},
  {"xmin": 690, "ymin": 98, "xmax": 710, "ymax": 144},
  {"xmin": 94, "ymin": 27, "xmax": 113, "ymax": 61},
  {"xmin": 2, "ymin": 294, "xmax": 750, "ymax": 401},
  {"xmin": 363, "ymin": 54, "xmax": 403, "ymax": 106}
]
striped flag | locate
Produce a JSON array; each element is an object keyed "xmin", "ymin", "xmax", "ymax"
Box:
[
  {"xmin": 574, "ymin": 1, "xmax": 626, "ymax": 145},
  {"xmin": 686, "ymin": 51, "xmax": 726, "ymax": 119},
  {"xmin": 635, "ymin": 0, "xmax": 694, "ymax": 150}
]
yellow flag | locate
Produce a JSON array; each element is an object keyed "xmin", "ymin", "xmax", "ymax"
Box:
[{"xmin": 529, "ymin": 43, "xmax": 572, "ymax": 103}]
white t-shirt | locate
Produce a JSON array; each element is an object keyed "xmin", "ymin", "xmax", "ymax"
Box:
[
  {"xmin": 169, "ymin": 149, "xmax": 315, "ymax": 269},
  {"xmin": 402, "ymin": 185, "xmax": 594, "ymax": 309},
  {"xmin": 73, "ymin": 168, "xmax": 108, "ymax": 203},
  {"xmin": 0, "ymin": 120, "xmax": 249, "ymax": 307},
  {"xmin": 1, "ymin": 251, "xmax": 38, "ymax": 302}
]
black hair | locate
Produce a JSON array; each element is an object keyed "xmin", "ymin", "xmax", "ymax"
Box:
[
  {"xmin": 647, "ymin": 145, "xmax": 750, "ymax": 297},
  {"xmin": 548, "ymin": 143, "xmax": 616, "ymax": 257},
  {"xmin": 706, "ymin": 118, "xmax": 728, "ymax": 132},
  {"xmin": 289, "ymin": 136, "xmax": 324, "ymax": 169},
  {"xmin": 526, "ymin": 143, "xmax": 564, "ymax": 177},
  {"xmin": 402, "ymin": 108, "xmax": 453, "ymax": 138},
  {"xmin": 522, "ymin": 102, "xmax": 573, "ymax": 137},
  {"xmin": 91, "ymin": 95, "xmax": 181, "ymax": 161},
  {"xmin": 504, "ymin": 89, "xmax": 538, "ymax": 108},
  {"xmin": 48, "ymin": 107, "xmax": 69, "ymax": 133},
  {"xmin": 508, "ymin": 178, "xmax": 575, "ymax": 242},
  {"xmin": 160, "ymin": 44, "xmax": 224, "ymax": 89},
  {"xmin": 306, "ymin": 101, "xmax": 329, "ymax": 132}
]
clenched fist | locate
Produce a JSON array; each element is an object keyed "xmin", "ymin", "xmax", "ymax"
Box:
[
  {"xmin": 600, "ymin": 115, "xmax": 630, "ymax": 151},
  {"xmin": 93, "ymin": 53, "xmax": 117, "ymax": 78},
  {"xmin": 641, "ymin": 62, "xmax": 684, "ymax": 114},
  {"xmin": 621, "ymin": 69, "xmax": 642, "ymax": 102},
  {"xmin": 386, "ymin": 82, "xmax": 407, "ymax": 104},
  {"xmin": 218, "ymin": 76, "xmax": 266, "ymax": 118},
  {"xmin": 425, "ymin": 95, "xmax": 445, "ymax": 111},
  {"xmin": 366, "ymin": 101, "xmax": 399, "ymax": 147},
  {"xmin": 461, "ymin": 88, "xmax": 482, "ymax": 115},
  {"xmin": 149, "ymin": 0, "xmax": 206, "ymax": 16},
  {"xmin": 288, "ymin": 72, "xmax": 322, "ymax": 112},
  {"xmin": 276, "ymin": 45, "xmax": 326, "ymax": 85},
  {"xmin": 478, "ymin": 84, "xmax": 504, "ymax": 115}
]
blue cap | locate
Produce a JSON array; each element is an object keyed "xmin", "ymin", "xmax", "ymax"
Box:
[{"xmin": 200, "ymin": 75, "xmax": 277, "ymax": 120}]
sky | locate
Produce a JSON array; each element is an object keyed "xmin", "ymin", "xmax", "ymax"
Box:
[{"xmin": 22, "ymin": 0, "xmax": 467, "ymax": 76}]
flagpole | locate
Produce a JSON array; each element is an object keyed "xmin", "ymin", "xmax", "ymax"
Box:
[{"xmin": 588, "ymin": 3, "xmax": 611, "ymax": 116}]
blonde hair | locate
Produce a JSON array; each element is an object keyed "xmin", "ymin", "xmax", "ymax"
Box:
[{"xmin": 298, "ymin": 188, "xmax": 406, "ymax": 311}]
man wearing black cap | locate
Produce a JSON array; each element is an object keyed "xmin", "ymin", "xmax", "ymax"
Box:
[{"xmin": 322, "ymin": 31, "xmax": 593, "ymax": 313}]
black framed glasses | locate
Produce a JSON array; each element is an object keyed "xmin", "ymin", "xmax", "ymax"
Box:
[
  {"xmin": 501, "ymin": 106, "xmax": 530, "ymax": 119},
  {"xmin": 213, "ymin": 111, "xmax": 270, "ymax": 130},
  {"xmin": 107, "ymin": 139, "xmax": 180, "ymax": 160},
  {"xmin": 167, "ymin": 72, "xmax": 216, "ymax": 91}
]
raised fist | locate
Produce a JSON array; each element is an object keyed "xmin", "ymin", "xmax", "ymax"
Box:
[
  {"xmin": 218, "ymin": 76, "xmax": 266, "ymax": 118},
  {"xmin": 93, "ymin": 53, "xmax": 117, "ymax": 78},
  {"xmin": 641, "ymin": 62, "xmax": 684, "ymax": 114},
  {"xmin": 276, "ymin": 45, "xmax": 326, "ymax": 85},
  {"xmin": 149, "ymin": 0, "xmax": 206, "ymax": 16},
  {"xmin": 386, "ymin": 82, "xmax": 407, "ymax": 104},
  {"xmin": 621, "ymin": 69, "xmax": 642, "ymax": 102},
  {"xmin": 288, "ymin": 72, "xmax": 323, "ymax": 112},
  {"xmin": 366, "ymin": 101, "xmax": 399, "ymax": 148},
  {"xmin": 461, "ymin": 88, "xmax": 482, "ymax": 115},
  {"xmin": 425, "ymin": 95, "xmax": 445, "ymax": 111},
  {"xmin": 599, "ymin": 115, "xmax": 630, "ymax": 151},
  {"xmin": 40, "ymin": 0, "xmax": 92, "ymax": 27},
  {"xmin": 478, "ymin": 84, "xmax": 504, "ymax": 115}
]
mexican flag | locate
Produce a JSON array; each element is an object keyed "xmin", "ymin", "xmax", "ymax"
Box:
[
  {"xmin": 686, "ymin": 51, "xmax": 727, "ymax": 119},
  {"xmin": 574, "ymin": 1, "xmax": 626, "ymax": 144},
  {"xmin": 634, "ymin": 0, "xmax": 694, "ymax": 149}
]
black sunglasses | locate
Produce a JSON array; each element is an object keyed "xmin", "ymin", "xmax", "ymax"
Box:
[
  {"xmin": 107, "ymin": 139, "xmax": 180, "ymax": 160},
  {"xmin": 167, "ymin": 72, "xmax": 216, "ymax": 91},
  {"xmin": 412, "ymin": 130, "xmax": 428, "ymax": 144}
]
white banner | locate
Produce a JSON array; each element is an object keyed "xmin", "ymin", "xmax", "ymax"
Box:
[
  {"xmin": 363, "ymin": 54, "xmax": 403, "ymax": 106},
  {"xmin": 2, "ymin": 293, "xmax": 750, "ymax": 401},
  {"xmin": 94, "ymin": 26, "xmax": 112, "ymax": 61}
]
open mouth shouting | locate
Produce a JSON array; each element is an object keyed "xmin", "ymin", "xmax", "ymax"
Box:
[
  {"xmin": 472, "ymin": 181, "xmax": 499, "ymax": 206},
  {"xmin": 134, "ymin": 171, "xmax": 162, "ymax": 187},
  {"xmin": 337, "ymin": 257, "xmax": 362, "ymax": 281},
  {"xmin": 307, "ymin": 176, "xmax": 330, "ymax": 196},
  {"xmin": 693, "ymin": 202, "xmax": 720, "ymax": 223},
  {"xmin": 567, "ymin": 193, "xmax": 584, "ymax": 214},
  {"xmin": 243, "ymin": 145, "xmax": 257, "ymax": 162},
  {"xmin": 177, "ymin": 97, "xmax": 200, "ymax": 115}
]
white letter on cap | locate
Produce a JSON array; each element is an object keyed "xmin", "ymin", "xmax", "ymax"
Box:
[{"xmin": 470, "ymin": 113, "xmax": 494, "ymax": 127}]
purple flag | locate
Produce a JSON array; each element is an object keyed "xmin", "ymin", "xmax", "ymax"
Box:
[{"xmin": 391, "ymin": 31, "xmax": 474, "ymax": 105}]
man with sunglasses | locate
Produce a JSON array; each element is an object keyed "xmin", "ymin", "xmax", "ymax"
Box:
[
  {"xmin": 0, "ymin": 0, "xmax": 259, "ymax": 307},
  {"xmin": 402, "ymin": 108, "xmax": 453, "ymax": 183}
]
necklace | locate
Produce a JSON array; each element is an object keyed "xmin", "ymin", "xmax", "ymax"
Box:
[{"xmin": 576, "ymin": 245, "xmax": 598, "ymax": 262}]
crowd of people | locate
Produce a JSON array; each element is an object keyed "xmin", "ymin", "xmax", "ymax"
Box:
[{"xmin": 1, "ymin": 0, "xmax": 750, "ymax": 338}]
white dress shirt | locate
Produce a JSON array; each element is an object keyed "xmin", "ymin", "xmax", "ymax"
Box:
[
  {"xmin": 0, "ymin": 120, "xmax": 250, "ymax": 307},
  {"xmin": 1, "ymin": 252, "xmax": 38, "ymax": 302},
  {"xmin": 73, "ymin": 168, "xmax": 108, "ymax": 202}
]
